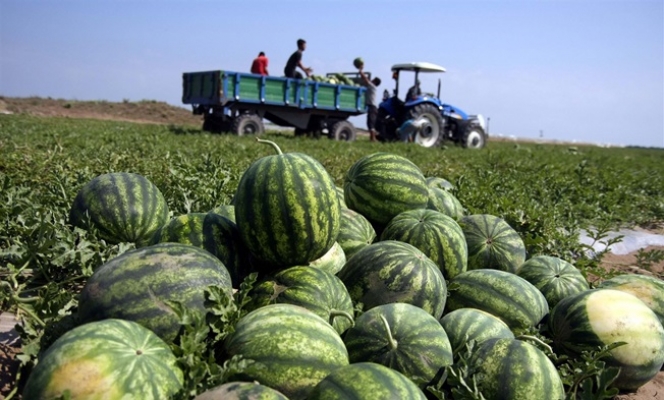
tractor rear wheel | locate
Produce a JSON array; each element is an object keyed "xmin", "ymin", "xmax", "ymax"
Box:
[
  {"xmin": 232, "ymin": 114, "xmax": 264, "ymax": 136},
  {"xmin": 408, "ymin": 104, "xmax": 445, "ymax": 148},
  {"xmin": 461, "ymin": 124, "xmax": 487, "ymax": 149}
]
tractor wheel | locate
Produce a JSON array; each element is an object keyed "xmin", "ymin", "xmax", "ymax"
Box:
[
  {"xmin": 461, "ymin": 124, "xmax": 487, "ymax": 149},
  {"xmin": 329, "ymin": 120, "xmax": 356, "ymax": 141},
  {"xmin": 232, "ymin": 114, "xmax": 264, "ymax": 136},
  {"xmin": 408, "ymin": 104, "xmax": 445, "ymax": 148}
]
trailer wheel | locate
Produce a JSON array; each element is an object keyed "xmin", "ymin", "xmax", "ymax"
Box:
[
  {"xmin": 232, "ymin": 114, "xmax": 264, "ymax": 136},
  {"xmin": 329, "ymin": 120, "xmax": 356, "ymax": 141},
  {"xmin": 408, "ymin": 104, "xmax": 445, "ymax": 148},
  {"xmin": 461, "ymin": 124, "xmax": 487, "ymax": 149}
]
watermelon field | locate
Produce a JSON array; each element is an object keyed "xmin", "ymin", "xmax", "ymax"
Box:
[{"xmin": 1, "ymin": 112, "xmax": 664, "ymax": 399}]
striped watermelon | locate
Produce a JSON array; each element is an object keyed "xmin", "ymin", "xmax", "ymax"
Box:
[
  {"xmin": 343, "ymin": 303, "xmax": 453, "ymax": 387},
  {"xmin": 148, "ymin": 212, "xmax": 250, "ymax": 286},
  {"xmin": 234, "ymin": 139, "xmax": 340, "ymax": 268},
  {"xmin": 23, "ymin": 319, "xmax": 183, "ymax": 399},
  {"xmin": 335, "ymin": 185, "xmax": 347, "ymax": 208},
  {"xmin": 337, "ymin": 240, "xmax": 447, "ymax": 319},
  {"xmin": 445, "ymin": 269, "xmax": 549, "ymax": 331},
  {"xmin": 78, "ymin": 242, "xmax": 232, "ymax": 343},
  {"xmin": 308, "ymin": 362, "xmax": 427, "ymax": 400},
  {"xmin": 468, "ymin": 338, "xmax": 565, "ymax": 399},
  {"xmin": 69, "ymin": 172, "xmax": 169, "ymax": 246},
  {"xmin": 597, "ymin": 274, "xmax": 664, "ymax": 328},
  {"xmin": 343, "ymin": 152, "xmax": 429, "ymax": 227},
  {"xmin": 440, "ymin": 308, "xmax": 515, "ymax": 356},
  {"xmin": 517, "ymin": 255, "xmax": 589, "ymax": 308},
  {"xmin": 460, "ymin": 214, "xmax": 526, "ymax": 273},
  {"xmin": 549, "ymin": 289, "xmax": 664, "ymax": 390},
  {"xmin": 247, "ymin": 266, "xmax": 354, "ymax": 334},
  {"xmin": 308, "ymin": 241, "xmax": 346, "ymax": 275},
  {"xmin": 209, "ymin": 204, "xmax": 236, "ymax": 223},
  {"xmin": 222, "ymin": 304, "xmax": 349, "ymax": 400},
  {"xmin": 380, "ymin": 209, "xmax": 468, "ymax": 280},
  {"xmin": 195, "ymin": 382, "xmax": 288, "ymax": 400},
  {"xmin": 426, "ymin": 177, "xmax": 464, "ymax": 220},
  {"xmin": 337, "ymin": 207, "xmax": 376, "ymax": 260}
]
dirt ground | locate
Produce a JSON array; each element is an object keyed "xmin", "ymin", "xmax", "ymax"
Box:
[{"xmin": 0, "ymin": 96, "xmax": 662, "ymax": 399}]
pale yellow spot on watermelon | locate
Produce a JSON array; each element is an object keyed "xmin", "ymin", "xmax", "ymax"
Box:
[
  {"xmin": 586, "ymin": 289, "xmax": 664, "ymax": 367},
  {"xmin": 45, "ymin": 358, "xmax": 121, "ymax": 399},
  {"xmin": 612, "ymin": 283, "xmax": 655, "ymax": 309}
]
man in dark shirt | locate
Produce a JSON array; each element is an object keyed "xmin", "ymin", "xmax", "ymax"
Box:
[
  {"xmin": 284, "ymin": 39, "xmax": 312, "ymax": 79},
  {"xmin": 251, "ymin": 52, "xmax": 269, "ymax": 75},
  {"xmin": 406, "ymin": 79, "xmax": 422, "ymax": 101}
]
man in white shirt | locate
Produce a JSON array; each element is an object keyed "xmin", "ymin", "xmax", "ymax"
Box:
[{"xmin": 358, "ymin": 66, "xmax": 382, "ymax": 142}]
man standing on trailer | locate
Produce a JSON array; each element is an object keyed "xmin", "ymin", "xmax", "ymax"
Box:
[
  {"xmin": 284, "ymin": 39, "xmax": 312, "ymax": 79},
  {"xmin": 251, "ymin": 52, "xmax": 269, "ymax": 75}
]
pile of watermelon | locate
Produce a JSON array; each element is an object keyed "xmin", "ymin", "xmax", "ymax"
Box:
[{"xmin": 22, "ymin": 139, "xmax": 664, "ymax": 399}]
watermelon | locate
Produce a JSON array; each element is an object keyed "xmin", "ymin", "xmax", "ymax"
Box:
[
  {"xmin": 549, "ymin": 289, "xmax": 664, "ymax": 390},
  {"xmin": 78, "ymin": 242, "xmax": 232, "ymax": 343},
  {"xmin": 148, "ymin": 212, "xmax": 250, "ymax": 287},
  {"xmin": 445, "ymin": 269, "xmax": 549, "ymax": 331},
  {"xmin": 234, "ymin": 139, "xmax": 340, "ymax": 268},
  {"xmin": 468, "ymin": 338, "xmax": 565, "ymax": 399},
  {"xmin": 426, "ymin": 177, "xmax": 464, "ymax": 220},
  {"xmin": 337, "ymin": 207, "xmax": 376, "ymax": 260},
  {"xmin": 23, "ymin": 319, "xmax": 183, "ymax": 399},
  {"xmin": 597, "ymin": 273, "xmax": 664, "ymax": 327},
  {"xmin": 247, "ymin": 266, "xmax": 354, "ymax": 334},
  {"xmin": 69, "ymin": 172, "xmax": 169, "ymax": 245},
  {"xmin": 307, "ymin": 241, "xmax": 346, "ymax": 275},
  {"xmin": 222, "ymin": 304, "xmax": 349, "ymax": 400},
  {"xmin": 335, "ymin": 185, "xmax": 347, "ymax": 208},
  {"xmin": 343, "ymin": 152, "xmax": 429, "ymax": 227},
  {"xmin": 195, "ymin": 381, "xmax": 288, "ymax": 400},
  {"xmin": 517, "ymin": 255, "xmax": 589, "ymax": 308},
  {"xmin": 209, "ymin": 204, "xmax": 236, "ymax": 223},
  {"xmin": 337, "ymin": 240, "xmax": 447, "ymax": 319},
  {"xmin": 380, "ymin": 208, "xmax": 468, "ymax": 280},
  {"xmin": 460, "ymin": 214, "xmax": 526, "ymax": 272},
  {"xmin": 343, "ymin": 303, "xmax": 452, "ymax": 387},
  {"xmin": 308, "ymin": 362, "xmax": 427, "ymax": 400},
  {"xmin": 440, "ymin": 308, "xmax": 514, "ymax": 356}
]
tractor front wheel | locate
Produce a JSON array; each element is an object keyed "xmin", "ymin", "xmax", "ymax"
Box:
[
  {"xmin": 461, "ymin": 124, "xmax": 487, "ymax": 149},
  {"xmin": 408, "ymin": 104, "xmax": 445, "ymax": 148}
]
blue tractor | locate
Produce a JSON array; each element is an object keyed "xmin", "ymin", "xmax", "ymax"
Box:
[{"xmin": 376, "ymin": 62, "xmax": 488, "ymax": 148}]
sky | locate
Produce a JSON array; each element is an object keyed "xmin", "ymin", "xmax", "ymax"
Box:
[{"xmin": 1, "ymin": 0, "xmax": 662, "ymax": 148}]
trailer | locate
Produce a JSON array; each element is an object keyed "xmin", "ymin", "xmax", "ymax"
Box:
[{"xmin": 182, "ymin": 70, "xmax": 369, "ymax": 141}]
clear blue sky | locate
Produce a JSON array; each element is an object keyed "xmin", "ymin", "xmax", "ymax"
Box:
[{"xmin": 1, "ymin": 0, "xmax": 662, "ymax": 147}]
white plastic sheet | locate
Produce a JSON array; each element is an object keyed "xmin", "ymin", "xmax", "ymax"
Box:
[{"xmin": 579, "ymin": 228, "xmax": 664, "ymax": 257}]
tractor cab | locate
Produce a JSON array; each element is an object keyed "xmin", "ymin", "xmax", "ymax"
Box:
[{"xmin": 376, "ymin": 62, "xmax": 488, "ymax": 148}]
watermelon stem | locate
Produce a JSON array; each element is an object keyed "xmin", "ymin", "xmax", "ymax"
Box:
[
  {"xmin": 256, "ymin": 138, "xmax": 283, "ymax": 155},
  {"xmin": 516, "ymin": 334, "xmax": 554, "ymax": 354},
  {"xmin": 329, "ymin": 310, "xmax": 355, "ymax": 327},
  {"xmin": 379, "ymin": 314, "xmax": 398, "ymax": 350}
]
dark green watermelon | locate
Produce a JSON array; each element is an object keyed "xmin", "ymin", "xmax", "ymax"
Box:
[
  {"xmin": 337, "ymin": 207, "xmax": 376, "ymax": 260},
  {"xmin": 148, "ymin": 212, "xmax": 250, "ymax": 287},
  {"xmin": 517, "ymin": 255, "xmax": 589, "ymax": 308},
  {"xmin": 195, "ymin": 381, "xmax": 288, "ymax": 400},
  {"xmin": 69, "ymin": 172, "xmax": 169, "ymax": 245},
  {"xmin": 222, "ymin": 304, "xmax": 349, "ymax": 400},
  {"xmin": 77, "ymin": 243, "xmax": 232, "ymax": 343},
  {"xmin": 344, "ymin": 152, "xmax": 429, "ymax": 227},
  {"xmin": 337, "ymin": 240, "xmax": 447, "ymax": 319},
  {"xmin": 308, "ymin": 362, "xmax": 427, "ymax": 399},
  {"xmin": 234, "ymin": 139, "xmax": 340, "ymax": 268},
  {"xmin": 439, "ymin": 308, "xmax": 514, "ymax": 356},
  {"xmin": 247, "ymin": 266, "xmax": 354, "ymax": 334},
  {"xmin": 380, "ymin": 209, "xmax": 468, "ymax": 280},
  {"xmin": 460, "ymin": 214, "xmax": 526, "ymax": 273},
  {"xmin": 23, "ymin": 319, "xmax": 183, "ymax": 400},
  {"xmin": 426, "ymin": 177, "xmax": 464, "ymax": 220},
  {"xmin": 343, "ymin": 303, "xmax": 452, "ymax": 387}
]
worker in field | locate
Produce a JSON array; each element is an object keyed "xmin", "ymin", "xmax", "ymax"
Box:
[
  {"xmin": 251, "ymin": 52, "xmax": 269, "ymax": 75},
  {"xmin": 357, "ymin": 61, "xmax": 381, "ymax": 142},
  {"xmin": 397, "ymin": 117, "xmax": 427, "ymax": 143},
  {"xmin": 284, "ymin": 39, "xmax": 312, "ymax": 79}
]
